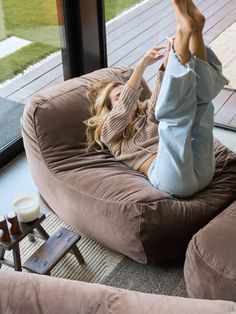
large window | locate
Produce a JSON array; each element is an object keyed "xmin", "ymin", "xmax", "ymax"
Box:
[
  {"xmin": 0, "ymin": 0, "xmax": 141, "ymax": 168},
  {"xmin": 0, "ymin": 0, "xmax": 59, "ymax": 84},
  {"xmin": 0, "ymin": 0, "xmax": 60, "ymax": 168}
]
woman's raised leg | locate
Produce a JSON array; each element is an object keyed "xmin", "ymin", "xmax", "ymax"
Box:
[
  {"xmin": 149, "ymin": 0, "xmax": 199, "ymax": 197},
  {"xmin": 188, "ymin": 0, "xmax": 206, "ymax": 61},
  {"xmin": 172, "ymin": 0, "xmax": 196, "ymax": 63},
  {"xmin": 148, "ymin": 0, "xmax": 229, "ymax": 197},
  {"xmin": 187, "ymin": 0, "xmax": 229, "ymax": 190}
]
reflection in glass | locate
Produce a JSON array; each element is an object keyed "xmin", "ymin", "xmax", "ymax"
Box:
[
  {"xmin": 0, "ymin": 0, "xmax": 141, "ymax": 167},
  {"xmin": 0, "ymin": 0, "xmax": 60, "ymax": 84}
]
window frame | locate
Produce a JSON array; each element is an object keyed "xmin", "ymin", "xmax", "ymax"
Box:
[{"xmin": 0, "ymin": 0, "xmax": 107, "ymax": 169}]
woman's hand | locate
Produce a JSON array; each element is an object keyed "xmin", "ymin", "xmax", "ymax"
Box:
[
  {"xmin": 138, "ymin": 46, "xmax": 166, "ymax": 69},
  {"xmin": 127, "ymin": 46, "xmax": 166, "ymax": 90}
]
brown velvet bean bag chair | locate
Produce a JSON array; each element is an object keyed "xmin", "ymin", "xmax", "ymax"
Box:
[
  {"xmin": 184, "ymin": 200, "xmax": 236, "ymax": 302},
  {"xmin": 21, "ymin": 66, "xmax": 236, "ymax": 264},
  {"xmin": 1, "ymin": 270, "xmax": 236, "ymax": 314}
]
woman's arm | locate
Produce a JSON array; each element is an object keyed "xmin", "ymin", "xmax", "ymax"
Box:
[
  {"xmin": 149, "ymin": 70, "xmax": 165, "ymax": 110},
  {"xmin": 101, "ymin": 46, "xmax": 165, "ymax": 144},
  {"xmin": 128, "ymin": 46, "xmax": 166, "ymax": 89},
  {"xmin": 149, "ymin": 39, "xmax": 174, "ymax": 109}
]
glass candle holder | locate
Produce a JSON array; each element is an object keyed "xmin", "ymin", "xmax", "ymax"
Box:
[
  {"xmin": 7, "ymin": 211, "xmax": 21, "ymax": 235},
  {"xmin": 0, "ymin": 216, "xmax": 10, "ymax": 241},
  {"xmin": 12, "ymin": 193, "xmax": 40, "ymax": 223}
]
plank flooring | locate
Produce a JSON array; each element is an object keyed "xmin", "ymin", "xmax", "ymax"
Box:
[{"xmin": 0, "ymin": 0, "xmax": 235, "ymax": 129}]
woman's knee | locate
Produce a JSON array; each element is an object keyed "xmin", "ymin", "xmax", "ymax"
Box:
[
  {"xmin": 172, "ymin": 180, "xmax": 199, "ymax": 198},
  {"xmin": 195, "ymin": 56, "xmax": 229, "ymax": 103},
  {"xmin": 197, "ymin": 169, "xmax": 215, "ymax": 192},
  {"xmin": 157, "ymin": 175, "xmax": 199, "ymax": 198}
]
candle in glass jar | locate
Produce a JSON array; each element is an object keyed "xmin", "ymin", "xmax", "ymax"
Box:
[
  {"xmin": 12, "ymin": 193, "xmax": 40, "ymax": 222},
  {"xmin": 0, "ymin": 216, "xmax": 10, "ymax": 241},
  {"xmin": 7, "ymin": 211, "xmax": 21, "ymax": 235}
]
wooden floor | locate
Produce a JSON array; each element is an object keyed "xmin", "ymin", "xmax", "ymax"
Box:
[{"xmin": 0, "ymin": 0, "xmax": 236, "ymax": 129}]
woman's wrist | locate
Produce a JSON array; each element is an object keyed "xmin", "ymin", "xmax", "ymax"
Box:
[
  {"xmin": 128, "ymin": 62, "xmax": 146, "ymax": 90},
  {"xmin": 136, "ymin": 60, "xmax": 146, "ymax": 73}
]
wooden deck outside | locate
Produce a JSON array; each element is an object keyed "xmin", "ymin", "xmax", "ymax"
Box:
[{"xmin": 0, "ymin": 0, "xmax": 236, "ymax": 129}]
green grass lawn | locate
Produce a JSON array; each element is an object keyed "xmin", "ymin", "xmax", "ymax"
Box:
[
  {"xmin": 0, "ymin": 0, "xmax": 141, "ymax": 83},
  {"xmin": 105, "ymin": 0, "xmax": 141, "ymax": 21}
]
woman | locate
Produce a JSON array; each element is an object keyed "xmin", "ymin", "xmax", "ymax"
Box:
[{"xmin": 85, "ymin": 0, "xmax": 228, "ymax": 198}]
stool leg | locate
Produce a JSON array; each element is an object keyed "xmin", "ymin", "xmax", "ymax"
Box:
[
  {"xmin": 71, "ymin": 244, "xmax": 84, "ymax": 264},
  {"xmin": 0, "ymin": 248, "xmax": 5, "ymax": 269},
  {"xmin": 35, "ymin": 225, "xmax": 50, "ymax": 240},
  {"xmin": 12, "ymin": 243, "xmax": 22, "ymax": 271}
]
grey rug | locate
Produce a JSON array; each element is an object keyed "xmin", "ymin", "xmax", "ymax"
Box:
[
  {"xmin": 2, "ymin": 212, "xmax": 124, "ymax": 283},
  {"xmin": 101, "ymin": 256, "xmax": 188, "ymax": 297}
]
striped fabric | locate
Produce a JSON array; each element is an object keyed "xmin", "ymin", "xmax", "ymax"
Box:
[
  {"xmin": 101, "ymin": 71, "xmax": 164, "ymax": 170},
  {"xmin": 2, "ymin": 212, "xmax": 124, "ymax": 283}
]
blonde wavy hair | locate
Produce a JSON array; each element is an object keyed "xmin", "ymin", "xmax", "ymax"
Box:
[{"xmin": 84, "ymin": 80, "xmax": 146, "ymax": 152}]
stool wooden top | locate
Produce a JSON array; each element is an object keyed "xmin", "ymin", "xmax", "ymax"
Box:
[{"xmin": 23, "ymin": 226, "xmax": 82, "ymax": 274}]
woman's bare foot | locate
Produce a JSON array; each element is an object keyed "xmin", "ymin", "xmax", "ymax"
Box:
[
  {"xmin": 187, "ymin": 0, "xmax": 207, "ymax": 61},
  {"xmin": 171, "ymin": 0, "xmax": 196, "ymax": 63},
  {"xmin": 172, "ymin": 0, "xmax": 197, "ymax": 34},
  {"xmin": 187, "ymin": 0, "xmax": 205, "ymax": 32}
]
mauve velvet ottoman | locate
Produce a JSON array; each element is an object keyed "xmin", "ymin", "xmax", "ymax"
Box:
[
  {"xmin": 21, "ymin": 66, "xmax": 236, "ymax": 264},
  {"xmin": 184, "ymin": 200, "xmax": 236, "ymax": 302},
  {"xmin": 1, "ymin": 270, "xmax": 236, "ymax": 314}
]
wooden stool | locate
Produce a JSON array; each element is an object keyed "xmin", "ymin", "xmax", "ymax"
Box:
[
  {"xmin": 0, "ymin": 213, "xmax": 49, "ymax": 271},
  {"xmin": 23, "ymin": 227, "xmax": 84, "ymax": 275}
]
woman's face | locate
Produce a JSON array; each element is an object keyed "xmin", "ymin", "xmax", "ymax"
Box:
[{"xmin": 109, "ymin": 85, "xmax": 124, "ymax": 108}]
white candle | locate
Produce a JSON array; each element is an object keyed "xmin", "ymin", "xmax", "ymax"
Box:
[
  {"xmin": 7, "ymin": 211, "xmax": 16, "ymax": 219},
  {"xmin": 12, "ymin": 193, "xmax": 40, "ymax": 222}
]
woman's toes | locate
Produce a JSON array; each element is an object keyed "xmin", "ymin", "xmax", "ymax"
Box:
[
  {"xmin": 188, "ymin": 0, "xmax": 206, "ymax": 30},
  {"xmin": 172, "ymin": 0, "xmax": 197, "ymax": 34}
]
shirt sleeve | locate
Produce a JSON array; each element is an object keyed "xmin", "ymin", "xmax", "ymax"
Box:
[
  {"xmin": 148, "ymin": 70, "xmax": 165, "ymax": 112},
  {"xmin": 101, "ymin": 82, "xmax": 143, "ymax": 144}
]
